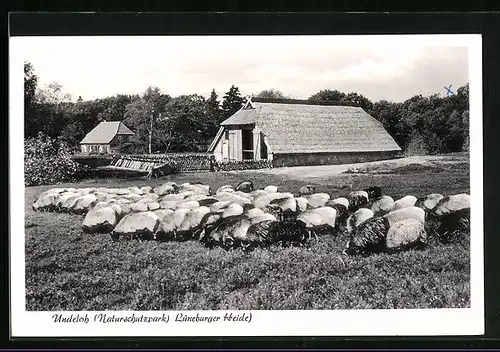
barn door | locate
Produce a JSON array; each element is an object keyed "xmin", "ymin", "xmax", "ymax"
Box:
[{"xmin": 228, "ymin": 130, "xmax": 242, "ymax": 161}]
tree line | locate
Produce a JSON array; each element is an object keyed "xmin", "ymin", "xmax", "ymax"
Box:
[{"xmin": 24, "ymin": 61, "xmax": 469, "ymax": 155}]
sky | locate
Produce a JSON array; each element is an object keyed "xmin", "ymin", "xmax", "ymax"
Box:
[{"xmin": 19, "ymin": 35, "xmax": 470, "ymax": 103}]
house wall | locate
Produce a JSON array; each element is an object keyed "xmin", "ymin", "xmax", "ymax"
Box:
[
  {"xmin": 272, "ymin": 151, "xmax": 402, "ymax": 167},
  {"xmin": 81, "ymin": 144, "xmax": 111, "ymax": 154}
]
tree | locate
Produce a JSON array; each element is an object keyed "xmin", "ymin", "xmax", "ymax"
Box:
[
  {"xmin": 122, "ymin": 87, "xmax": 172, "ymax": 153},
  {"xmin": 158, "ymin": 94, "xmax": 210, "ymax": 152},
  {"xmin": 255, "ymin": 88, "xmax": 287, "ymax": 99},
  {"xmin": 24, "ymin": 61, "xmax": 38, "ymax": 107},
  {"xmin": 344, "ymin": 92, "xmax": 374, "ymax": 112},
  {"xmin": 24, "ymin": 62, "xmax": 39, "ymax": 138},
  {"xmin": 308, "ymin": 89, "xmax": 346, "ymax": 102},
  {"xmin": 221, "ymin": 85, "xmax": 244, "ymax": 119},
  {"xmin": 96, "ymin": 95, "xmax": 136, "ymax": 122},
  {"xmin": 36, "ymin": 82, "xmax": 72, "ymax": 104}
]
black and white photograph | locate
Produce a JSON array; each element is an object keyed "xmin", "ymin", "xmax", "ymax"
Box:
[{"xmin": 10, "ymin": 33, "xmax": 483, "ymax": 337}]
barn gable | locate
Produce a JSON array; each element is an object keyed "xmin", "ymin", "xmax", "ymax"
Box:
[{"xmin": 208, "ymin": 100, "xmax": 401, "ymax": 157}]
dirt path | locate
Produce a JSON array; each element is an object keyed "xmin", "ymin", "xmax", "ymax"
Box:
[{"xmin": 246, "ymin": 154, "xmax": 469, "ymax": 180}]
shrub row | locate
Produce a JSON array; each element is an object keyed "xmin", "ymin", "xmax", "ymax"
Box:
[{"xmin": 213, "ymin": 160, "xmax": 274, "ymax": 171}]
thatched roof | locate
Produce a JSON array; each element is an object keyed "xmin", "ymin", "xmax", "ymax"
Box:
[
  {"xmin": 213, "ymin": 101, "xmax": 401, "ymax": 154},
  {"xmin": 80, "ymin": 121, "xmax": 134, "ymax": 144}
]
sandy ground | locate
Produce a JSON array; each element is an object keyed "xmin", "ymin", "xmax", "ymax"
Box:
[{"xmin": 246, "ymin": 154, "xmax": 469, "ymax": 180}]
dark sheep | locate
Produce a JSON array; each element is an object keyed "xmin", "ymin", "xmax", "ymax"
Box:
[
  {"xmin": 235, "ymin": 180, "xmax": 254, "ymax": 193},
  {"xmin": 325, "ymin": 201, "xmax": 349, "ymax": 229},
  {"xmin": 298, "ymin": 185, "xmax": 316, "ymax": 196},
  {"xmin": 348, "ymin": 191, "xmax": 369, "ymax": 212},
  {"xmin": 344, "ymin": 217, "xmax": 390, "ymax": 256},
  {"xmin": 364, "ymin": 186, "xmax": 383, "ymax": 200}
]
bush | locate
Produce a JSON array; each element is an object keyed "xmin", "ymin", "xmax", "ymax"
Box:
[
  {"xmin": 25, "ymin": 132, "xmax": 90, "ymax": 186},
  {"xmin": 213, "ymin": 159, "xmax": 273, "ymax": 171}
]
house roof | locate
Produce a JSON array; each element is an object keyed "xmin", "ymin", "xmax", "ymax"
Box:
[
  {"xmin": 220, "ymin": 108, "xmax": 258, "ymax": 126},
  {"xmin": 80, "ymin": 121, "xmax": 134, "ymax": 144},
  {"xmin": 210, "ymin": 102, "xmax": 401, "ymax": 154}
]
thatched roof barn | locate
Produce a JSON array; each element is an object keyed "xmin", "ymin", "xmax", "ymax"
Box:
[
  {"xmin": 208, "ymin": 98, "xmax": 401, "ymax": 167},
  {"xmin": 80, "ymin": 121, "xmax": 134, "ymax": 154}
]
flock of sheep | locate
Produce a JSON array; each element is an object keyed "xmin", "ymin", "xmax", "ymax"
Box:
[{"xmin": 32, "ymin": 180, "xmax": 471, "ymax": 255}]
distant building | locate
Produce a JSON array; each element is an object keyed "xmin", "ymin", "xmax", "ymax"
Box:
[
  {"xmin": 208, "ymin": 98, "xmax": 401, "ymax": 167},
  {"xmin": 80, "ymin": 121, "xmax": 134, "ymax": 154}
]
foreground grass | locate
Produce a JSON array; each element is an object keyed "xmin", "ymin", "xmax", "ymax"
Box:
[{"xmin": 24, "ymin": 160, "xmax": 471, "ymax": 310}]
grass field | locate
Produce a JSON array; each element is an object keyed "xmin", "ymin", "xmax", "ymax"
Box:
[{"xmin": 24, "ymin": 154, "xmax": 471, "ymax": 311}]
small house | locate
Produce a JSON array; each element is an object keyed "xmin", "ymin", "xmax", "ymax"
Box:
[
  {"xmin": 80, "ymin": 121, "xmax": 135, "ymax": 154},
  {"xmin": 208, "ymin": 98, "xmax": 401, "ymax": 167}
]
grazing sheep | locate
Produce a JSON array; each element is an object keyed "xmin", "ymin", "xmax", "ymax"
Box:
[
  {"xmin": 176, "ymin": 200, "xmax": 200, "ymax": 210},
  {"xmin": 416, "ymin": 193, "xmax": 444, "ymax": 212},
  {"xmin": 222, "ymin": 203, "xmax": 244, "ymax": 218},
  {"xmin": 326, "ymin": 202, "xmax": 349, "ymax": 229},
  {"xmin": 177, "ymin": 183, "xmax": 211, "ymax": 196},
  {"xmin": 159, "ymin": 200, "xmax": 178, "ymax": 210},
  {"xmin": 112, "ymin": 211, "xmax": 159, "ymax": 242},
  {"xmin": 383, "ymin": 206, "xmax": 425, "ymax": 227},
  {"xmin": 216, "ymin": 185, "xmax": 234, "ymax": 194},
  {"xmin": 386, "ymin": 219, "xmax": 427, "ymax": 252},
  {"xmin": 176, "ymin": 206, "xmax": 211, "ymax": 240},
  {"xmin": 344, "ymin": 217, "xmax": 390, "ymax": 256},
  {"xmin": 304, "ymin": 193, "xmax": 330, "ymax": 209},
  {"xmin": 298, "ymin": 185, "xmax": 316, "ymax": 196},
  {"xmin": 82, "ymin": 207, "xmax": 117, "ymax": 234},
  {"xmin": 197, "ymin": 212, "xmax": 223, "ymax": 245},
  {"xmin": 155, "ymin": 208, "xmax": 191, "ymax": 241},
  {"xmin": 432, "ymin": 193, "xmax": 470, "ymax": 216},
  {"xmin": 214, "ymin": 192, "xmax": 252, "ymax": 207},
  {"xmin": 346, "ymin": 208, "xmax": 374, "ymax": 235},
  {"xmin": 427, "ymin": 194, "xmax": 470, "ymax": 243},
  {"xmin": 266, "ymin": 196, "xmax": 298, "ymax": 222},
  {"xmin": 364, "ymin": 186, "xmax": 383, "ymax": 200},
  {"xmin": 153, "ymin": 209, "xmax": 174, "ymax": 222},
  {"xmin": 264, "ymin": 185, "xmax": 278, "ymax": 193},
  {"xmin": 295, "ymin": 197, "xmax": 309, "ymax": 212},
  {"xmin": 296, "ymin": 206, "xmax": 337, "ymax": 241},
  {"xmin": 329, "ymin": 197, "xmax": 349, "ymax": 209},
  {"xmin": 370, "ymin": 195, "xmax": 395, "ymax": 216},
  {"xmin": 209, "ymin": 200, "xmax": 232, "ymax": 213},
  {"xmin": 253, "ymin": 192, "xmax": 294, "ymax": 209},
  {"xmin": 246, "ymin": 207, "xmax": 265, "ymax": 219},
  {"xmin": 235, "ymin": 180, "xmax": 254, "ymax": 193},
  {"xmin": 392, "ymin": 195, "xmax": 417, "ymax": 210},
  {"xmin": 146, "ymin": 202, "xmax": 161, "ymax": 211},
  {"xmin": 348, "ymin": 191, "xmax": 369, "ymax": 212},
  {"xmin": 153, "ymin": 182, "xmax": 178, "ymax": 196},
  {"xmin": 196, "ymin": 197, "xmax": 219, "ymax": 207}
]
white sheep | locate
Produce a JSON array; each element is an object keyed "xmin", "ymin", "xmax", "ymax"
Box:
[
  {"xmin": 383, "ymin": 206, "xmax": 425, "ymax": 227},
  {"xmin": 296, "ymin": 206, "xmax": 337, "ymax": 240},
  {"xmin": 222, "ymin": 203, "xmax": 244, "ymax": 218},
  {"xmin": 370, "ymin": 195, "xmax": 395, "ymax": 216},
  {"xmin": 304, "ymin": 193, "xmax": 330, "ymax": 208},
  {"xmin": 392, "ymin": 195, "xmax": 417, "ymax": 210},
  {"xmin": 416, "ymin": 193, "xmax": 444, "ymax": 212},
  {"xmin": 329, "ymin": 197, "xmax": 349, "ymax": 209},
  {"xmin": 264, "ymin": 185, "xmax": 278, "ymax": 193},
  {"xmin": 346, "ymin": 208, "xmax": 374, "ymax": 235},
  {"xmin": 386, "ymin": 218, "xmax": 427, "ymax": 252}
]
